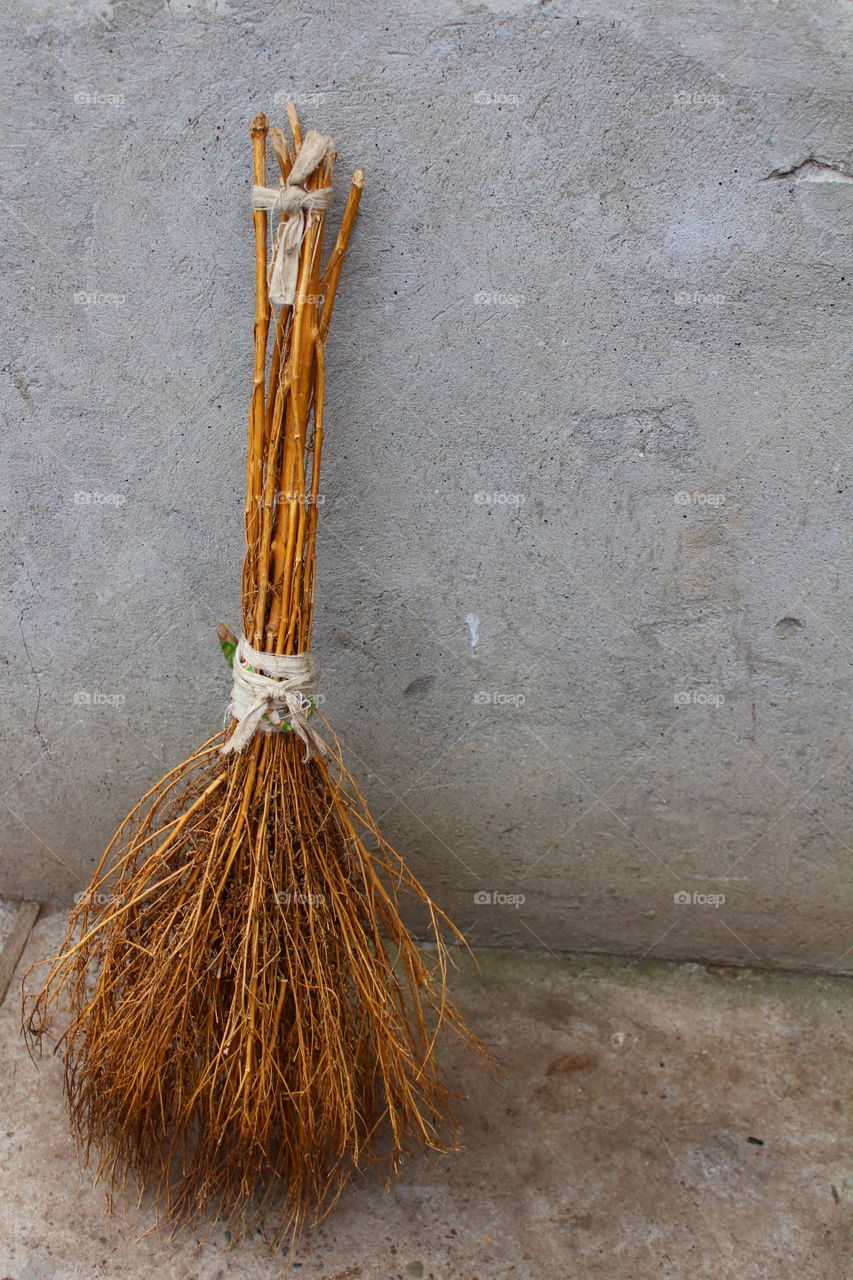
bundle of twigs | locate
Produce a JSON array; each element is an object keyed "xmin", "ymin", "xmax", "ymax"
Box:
[{"xmin": 24, "ymin": 105, "xmax": 479, "ymax": 1246}]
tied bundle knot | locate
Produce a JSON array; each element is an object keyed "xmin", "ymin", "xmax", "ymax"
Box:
[
  {"xmin": 222, "ymin": 636, "xmax": 326, "ymax": 762},
  {"xmin": 251, "ymin": 129, "xmax": 333, "ymax": 307}
]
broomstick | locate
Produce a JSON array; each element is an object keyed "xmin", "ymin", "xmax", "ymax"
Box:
[{"xmin": 24, "ymin": 105, "xmax": 481, "ymax": 1247}]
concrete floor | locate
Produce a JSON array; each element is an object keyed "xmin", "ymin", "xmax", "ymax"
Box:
[{"xmin": 1, "ymin": 908, "xmax": 850, "ymax": 1280}]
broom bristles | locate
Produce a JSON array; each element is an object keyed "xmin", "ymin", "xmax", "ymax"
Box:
[{"xmin": 25, "ymin": 726, "xmax": 475, "ymax": 1244}]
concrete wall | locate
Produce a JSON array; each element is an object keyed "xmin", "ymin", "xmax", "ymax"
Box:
[{"xmin": 1, "ymin": 0, "xmax": 850, "ymax": 971}]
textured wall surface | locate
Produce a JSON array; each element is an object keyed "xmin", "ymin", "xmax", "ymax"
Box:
[{"xmin": 1, "ymin": 0, "xmax": 850, "ymax": 970}]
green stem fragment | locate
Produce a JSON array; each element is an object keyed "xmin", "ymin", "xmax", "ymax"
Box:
[{"xmin": 217, "ymin": 622, "xmax": 238, "ymax": 667}]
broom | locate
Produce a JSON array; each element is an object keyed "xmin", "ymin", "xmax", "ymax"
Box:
[{"xmin": 24, "ymin": 104, "xmax": 480, "ymax": 1246}]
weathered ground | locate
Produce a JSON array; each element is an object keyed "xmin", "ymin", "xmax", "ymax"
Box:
[{"xmin": 1, "ymin": 908, "xmax": 850, "ymax": 1279}]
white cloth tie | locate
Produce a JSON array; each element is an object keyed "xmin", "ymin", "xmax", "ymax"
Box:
[
  {"xmin": 222, "ymin": 636, "xmax": 325, "ymax": 761},
  {"xmin": 251, "ymin": 129, "xmax": 333, "ymax": 307}
]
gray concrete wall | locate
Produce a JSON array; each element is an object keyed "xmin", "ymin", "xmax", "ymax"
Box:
[{"xmin": 1, "ymin": 0, "xmax": 850, "ymax": 971}]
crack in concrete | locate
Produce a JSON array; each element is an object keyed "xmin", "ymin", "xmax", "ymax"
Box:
[
  {"xmin": 18, "ymin": 598, "xmax": 49, "ymax": 757},
  {"xmin": 762, "ymin": 155, "xmax": 853, "ymax": 183}
]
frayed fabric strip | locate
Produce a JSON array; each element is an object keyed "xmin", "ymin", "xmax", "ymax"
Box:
[
  {"xmin": 222, "ymin": 636, "xmax": 326, "ymax": 761},
  {"xmin": 252, "ymin": 129, "xmax": 333, "ymax": 307}
]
